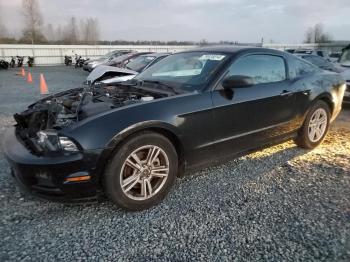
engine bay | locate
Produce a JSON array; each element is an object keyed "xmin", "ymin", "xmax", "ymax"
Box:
[{"xmin": 14, "ymin": 84, "xmax": 166, "ymax": 136}]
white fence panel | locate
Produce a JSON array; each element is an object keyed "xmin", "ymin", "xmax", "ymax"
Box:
[
  {"xmin": 263, "ymin": 42, "xmax": 349, "ymax": 53},
  {"xmin": 1, "ymin": 43, "xmax": 348, "ymax": 66},
  {"xmin": 0, "ymin": 44, "xmax": 196, "ymax": 66}
]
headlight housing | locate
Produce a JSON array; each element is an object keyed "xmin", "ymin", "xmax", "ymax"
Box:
[
  {"xmin": 58, "ymin": 137, "xmax": 79, "ymax": 152},
  {"xmin": 36, "ymin": 131, "xmax": 79, "ymax": 152}
]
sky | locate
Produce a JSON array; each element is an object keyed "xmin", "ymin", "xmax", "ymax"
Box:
[{"xmin": 1, "ymin": 0, "xmax": 350, "ymax": 43}]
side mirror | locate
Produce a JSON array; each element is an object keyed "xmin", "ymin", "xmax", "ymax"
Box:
[{"xmin": 222, "ymin": 75, "xmax": 255, "ymax": 89}]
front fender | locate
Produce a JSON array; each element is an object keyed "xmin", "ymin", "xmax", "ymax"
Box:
[
  {"xmin": 105, "ymin": 120, "xmax": 181, "ymax": 149},
  {"xmin": 85, "ymin": 120, "xmax": 182, "ymax": 184},
  {"xmin": 61, "ymin": 96, "xmax": 187, "ymax": 150}
]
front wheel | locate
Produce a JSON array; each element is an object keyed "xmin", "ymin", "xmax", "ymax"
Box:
[
  {"xmin": 104, "ymin": 132, "xmax": 178, "ymax": 211},
  {"xmin": 294, "ymin": 100, "xmax": 330, "ymax": 149}
]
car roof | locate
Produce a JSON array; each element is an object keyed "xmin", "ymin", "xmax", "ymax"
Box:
[
  {"xmin": 182, "ymin": 45, "xmax": 254, "ymax": 53},
  {"xmin": 180, "ymin": 45, "xmax": 285, "ymax": 55}
]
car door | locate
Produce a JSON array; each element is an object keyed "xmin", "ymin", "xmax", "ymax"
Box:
[{"xmin": 209, "ymin": 53, "xmax": 297, "ymax": 156}]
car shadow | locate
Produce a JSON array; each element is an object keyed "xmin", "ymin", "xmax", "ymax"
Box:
[{"xmin": 183, "ymin": 141, "xmax": 307, "ymax": 182}]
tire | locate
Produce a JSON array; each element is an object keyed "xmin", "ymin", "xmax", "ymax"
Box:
[
  {"xmin": 103, "ymin": 131, "xmax": 178, "ymax": 211},
  {"xmin": 294, "ymin": 100, "xmax": 330, "ymax": 149}
]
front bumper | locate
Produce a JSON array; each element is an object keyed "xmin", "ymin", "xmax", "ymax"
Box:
[{"xmin": 3, "ymin": 128, "xmax": 103, "ymax": 201}]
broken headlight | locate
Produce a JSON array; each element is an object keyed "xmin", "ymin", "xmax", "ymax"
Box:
[
  {"xmin": 58, "ymin": 137, "xmax": 79, "ymax": 152},
  {"xmin": 37, "ymin": 131, "xmax": 79, "ymax": 152}
]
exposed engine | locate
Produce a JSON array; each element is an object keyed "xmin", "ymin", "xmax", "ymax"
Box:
[{"xmin": 14, "ymin": 85, "xmax": 165, "ymax": 136}]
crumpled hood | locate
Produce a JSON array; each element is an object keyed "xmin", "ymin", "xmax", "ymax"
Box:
[
  {"xmin": 101, "ymin": 74, "xmax": 137, "ymax": 84},
  {"xmin": 86, "ymin": 65, "xmax": 138, "ymax": 84}
]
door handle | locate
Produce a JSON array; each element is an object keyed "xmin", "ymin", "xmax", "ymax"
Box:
[{"xmin": 280, "ymin": 90, "xmax": 293, "ymax": 97}]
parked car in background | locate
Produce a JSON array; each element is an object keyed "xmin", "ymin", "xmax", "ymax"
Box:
[
  {"xmin": 103, "ymin": 52, "xmax": 152, "ymax": 68},
  {"xmin": 3, "ymin": 46, "xmax": 346, "ymax": 211},
  {"xmin": 329, "ymin": 52, "xmax": 341, "ymax": 63},
  {"xmin": 294, "ymin": 49, "xmax": 330, "ymax": 61},
  {"xmin": 83, "ymin": 50, "xmax": 132, "ymax": 72},
  {"xmin": 86, "ymin": 53, "xmax": 170, "ymax": 85},
  {"xmin": 285, "ymin": 49, "xmax": 295, "ymax": 54},
  {"xmin": 295, "ymin": 54, "xmax": 343, "ymax": 73},
  {"xmin": 338, "ymin": 45, "xmax": 350, "ymax": 104}
]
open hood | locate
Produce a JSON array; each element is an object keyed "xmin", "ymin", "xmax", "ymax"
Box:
[
  {"xmin": 13, "ymin": 84, "xmax": 171, "ymax": 153},
  {"xmin": 86, "ymin": 65, "xmax": 138, "ymax": 84}
]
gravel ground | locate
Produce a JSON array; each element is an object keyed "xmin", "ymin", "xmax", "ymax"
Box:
[{"xmin": 0, "ymin": 67, "xmax": 349, "ymax": 261}]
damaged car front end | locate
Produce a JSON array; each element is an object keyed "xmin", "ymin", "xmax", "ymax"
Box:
[
  {"xmin": 4, "ymin": 83, "xmax": 171, "ymax": 200},
  {"xmin": 86, "ymin": 53, "xmax": 171, "ymax": 85}
]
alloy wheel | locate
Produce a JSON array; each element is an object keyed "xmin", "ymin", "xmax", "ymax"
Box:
[
  {"xmin": 120, "ymin": 145, "xmax": 169, "ymax": 201},
  {"xmin": 307, "ymin": 108, "xmax": 328, "ymax": 143}
]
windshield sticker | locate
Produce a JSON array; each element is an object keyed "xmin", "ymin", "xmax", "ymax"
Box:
[{"xmin": 199, "ymin": 54, "xmax": 225, "ymax": 61}]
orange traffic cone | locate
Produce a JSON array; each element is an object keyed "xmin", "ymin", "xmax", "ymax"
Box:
[
  {"xmin": 27, "ymin": 72, "xmax": 33, "ymax": 83},
  {"xmin": 21, "ymin": 67, "xmax": 25, "ymax": 77},
  {"xmin": 39, "ymin": 74, "xmax": 49, "ymax": 95}
]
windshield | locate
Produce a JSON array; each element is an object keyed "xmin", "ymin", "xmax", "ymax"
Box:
[
  {"xmin": 339, "ymin": 49, "xmax": 350, "ymax": 64},
  {"xmin": 125, "ymin": 55, "xmax": 156, "ymax": 72},
  {"xmin": 135, "ymin": 52, "xmax": 229, "ymax": 92}
]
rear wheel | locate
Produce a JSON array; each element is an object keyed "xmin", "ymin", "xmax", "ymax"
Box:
[
  {"xmin": 104, "ymin": 132, "xmax": 178, "ymax": 211},
  {"xmin": 294, "ymin": 100, "xmax": 330, "ymax": 149}
]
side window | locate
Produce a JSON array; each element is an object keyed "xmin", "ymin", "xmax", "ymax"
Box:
[
  {"xmin": 226, "ymin": 54, "xmax": 286, "ymax": 84},
  {"xmin": 288, "ymin": 56, "xmax": 318, "ymax": 79}
]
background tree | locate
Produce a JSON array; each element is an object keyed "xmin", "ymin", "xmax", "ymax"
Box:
[
  {"xmin": 304, "ymin": 23, "xmax": 332, "ymax": 43},
  {"xmin": 55, "ymin": 25, "xmax": 63, "ymax": 43},
  {"xmin": 62, "ymin": 17, "xmax": 79, "ymax": 44},
  {"xmin": 80, "ymin": 18, "xmax": 100, "ymax": 44},
  {"xmin": 44, "ymin": 23, "xmax": 55, "ymax": 42},
  {"xmin": 304, "ymin": 27, "xmax": 313, "ymax": 43},
  {"xmin": 199, "ymin": 39, "xmax": 208, "ymax": 46},
  {"xmin": 0, "ymin": 3, "xmax": 9, "ymax": 42},
  {"xmin": 20, "ymin": 0, "xmax": 46, "ymax": 44}
]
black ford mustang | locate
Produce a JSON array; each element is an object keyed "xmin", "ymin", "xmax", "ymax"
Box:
[{"xmin": 3, "ymin": 47, "xmax": 346, "ymax": 210}]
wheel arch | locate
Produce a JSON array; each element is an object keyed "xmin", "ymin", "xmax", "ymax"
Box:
[
  {"xmin": 315, "ymin": 93, "xmax": 334, "ymax": 115},
  {"xmin": 94, "ymin": 121, "xmax": 186, "ymax": 187}
]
